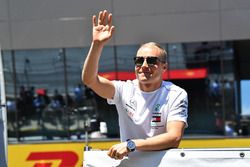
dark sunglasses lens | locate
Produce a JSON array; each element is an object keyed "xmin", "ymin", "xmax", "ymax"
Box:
[
  {"xmin": 147, "ymin": 57, "xmax": 158, "ymax": 65},
  {"xmin": 134, "ymin": 57, "xmax": 144, "ymax": 66}
]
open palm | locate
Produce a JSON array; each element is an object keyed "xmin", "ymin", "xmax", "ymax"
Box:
[{"xmin": 92, "ymin": 10, "xmax": 115, "ymax": 44}]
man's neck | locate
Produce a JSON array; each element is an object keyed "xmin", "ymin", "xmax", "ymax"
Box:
[{"xmin": 138, "ymin": 80, "xmax": 162, "ymax": 92}]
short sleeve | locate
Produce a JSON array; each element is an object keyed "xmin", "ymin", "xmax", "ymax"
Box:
[
  {"xmin": 107, "ymin": 80, "xmax": 122, "ymax": 105},
  {"xmin": 167, "ymin": 90, "xmax": 188, "ymax": 127}
]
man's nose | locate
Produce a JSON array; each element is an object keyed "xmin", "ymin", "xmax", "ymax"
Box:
[{"xmin": 141, "ymin": 58, "xmax": 149, "ymax": 67}]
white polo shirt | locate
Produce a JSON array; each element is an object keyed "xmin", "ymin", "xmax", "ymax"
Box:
[{"xmin": 107, "ymin": 80, "xmax": 188, "ymax": 142}]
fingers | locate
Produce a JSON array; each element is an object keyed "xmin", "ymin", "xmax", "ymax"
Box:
[
  {"xmin": 92, "ymin": 15, "xmax": 97, "ymax": 27},
  {"xmin": 108, "ymin": 13, "xmax": 113, "ymax": 29},
  {"xmin": 108, "ymin": 150, "xmax": 123, "ymax": 160},
  {"xmin": 115, "ymin": 154, "xmax": 123, "ymax": 160},
  {"xmin": 109, "ymin": 26, "xmax": 115, "ymax": 36},
  {"xmin": 98, "ymin": 10, "xmax": 106, "ymax": 25},
  {"xmin": 107, "ymin": 143, "xmax": 128, "ymax": 160},
  {"xmin": 97, "ymin": 11, "xmax": 103, "ymax": 25},
  {"xmin": 96, "ymin": 10, "xmax": 112, "ymax": 26},
  {"xmin": 102, "ymin": 10, "xmax": 108, "ymax": 26},
  {"xmin": 107, "ymin": 146, "xmax": 116, "ymax": 157}
]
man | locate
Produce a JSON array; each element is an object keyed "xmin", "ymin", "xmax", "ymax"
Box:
[{"xmin": 82, "ymin": 10, "xmax": 188, "ymax": 160}]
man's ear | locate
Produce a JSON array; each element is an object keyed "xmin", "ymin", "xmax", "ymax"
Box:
[
  {"xmin": 163, "ymin": 64, "xmax": 167, "ymax": 70},
  {"xmin": 161, "ymin": 64, "xmax": 167, "ymax": 74}
]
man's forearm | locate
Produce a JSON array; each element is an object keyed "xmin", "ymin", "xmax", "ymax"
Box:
[{"xmin": 133, "ymin": 133, "xmax": 182, "ymax": 151}]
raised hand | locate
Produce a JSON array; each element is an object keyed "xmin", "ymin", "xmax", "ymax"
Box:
[{"xmin": 92, "ymin": 10, "xmax": 115, "ymax": 45}]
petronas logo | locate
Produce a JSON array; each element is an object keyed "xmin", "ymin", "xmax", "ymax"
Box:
[{"xmin": 154, "ymin": 104, "xmax": 161, "ymax": 112}]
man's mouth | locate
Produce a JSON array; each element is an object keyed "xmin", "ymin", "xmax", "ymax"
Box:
[{"xmin": 139, "ymin": 71, "xmax": 152, "ymax": 77}]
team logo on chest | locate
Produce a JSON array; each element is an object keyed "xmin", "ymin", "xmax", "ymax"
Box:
[
  {"xmin": 154, "ymin": 103, "xmax": 161, "ymax": 112},
  {"xmin": 125, "ymin": 99, "xmax": 136, "ymax": 118}
]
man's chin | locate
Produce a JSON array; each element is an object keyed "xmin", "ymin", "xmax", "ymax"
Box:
[{"xmin": 138, "ymin": 77, "xmax": 152, "ymax": 83}]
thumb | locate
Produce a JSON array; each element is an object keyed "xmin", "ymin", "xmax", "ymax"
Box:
[{"xmin": 109, "ymin": 26, "xmax": 115, "ymax": 36}]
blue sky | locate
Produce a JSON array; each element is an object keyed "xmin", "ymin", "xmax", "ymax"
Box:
[{"xmin": 241, "ymin": 80, "xmax": 250, "ymax": 116}]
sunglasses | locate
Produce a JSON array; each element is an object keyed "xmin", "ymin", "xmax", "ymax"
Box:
[{"xmin": 134, "ymin": 56, "xmax": 165, "ymax": 67}]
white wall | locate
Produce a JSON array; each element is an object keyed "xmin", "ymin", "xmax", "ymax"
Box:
[{"xmin": 0, "ymin": 0, "xmax": 250, "ymax": 49}]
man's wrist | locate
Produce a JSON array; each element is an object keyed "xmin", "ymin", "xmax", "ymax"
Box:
[
  {"xmin": 92, "ymin": 40, "xmax": 105, "ymax": 47},
  {"xmin": 126, "ymin": 139, "xmax": 136, "ymax": 152}
]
